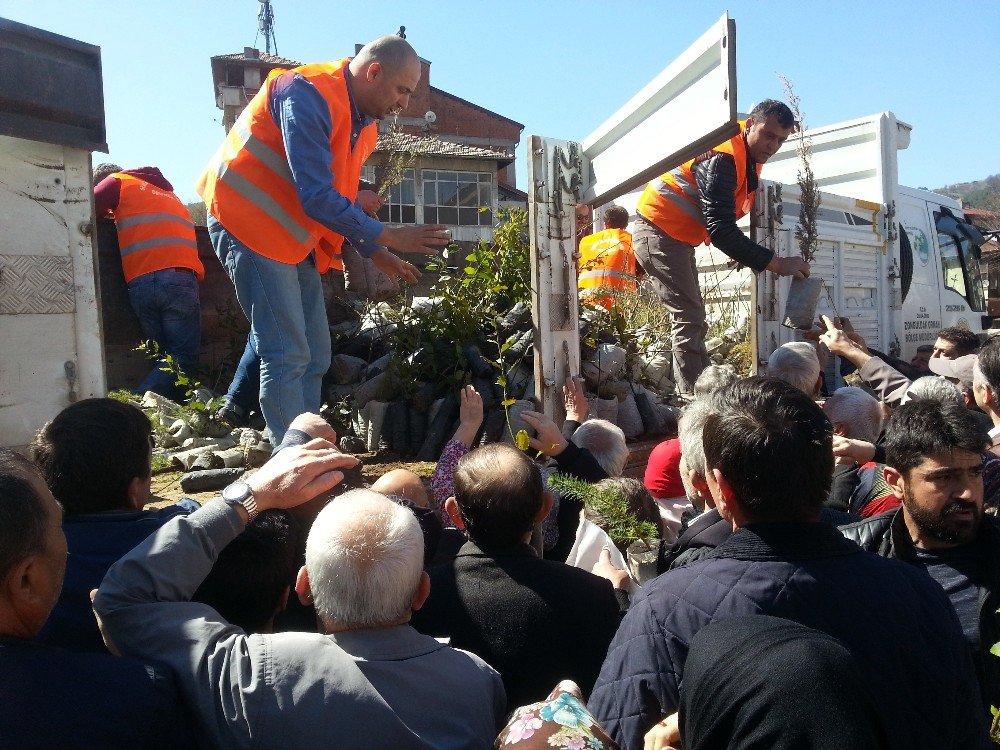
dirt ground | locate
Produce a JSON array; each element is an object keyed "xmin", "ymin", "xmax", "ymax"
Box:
[{"xmin": 149, "ymin": 450, "xmax": 437, "ymax": 508}]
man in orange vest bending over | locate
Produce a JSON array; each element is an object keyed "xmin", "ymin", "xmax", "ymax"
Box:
[
  {"xmin": 634, "ymin": 99, "xmax": 809, "ymax": 395},
  {"xmin": 578, "ymin": 205, "xmax": 637, "ymax": 310},
  {"xmin": 94, "ymin": 163, "xmax": 205, "ymax": 400},
  {"xmin": 198, "ymin": 35, "xmax": 448, "ymax": 444}
]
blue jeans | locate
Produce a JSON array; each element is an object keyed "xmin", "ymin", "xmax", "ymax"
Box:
[
  {"xmin": 127, "ymin": 268, "xmax": 202, "ymax": 400},
  {"xmin": 208, "ymin": 217, "xmax": 330, "ymax": 443},
  {"xmin": 226, "ymin": 336, "xmax": 261, "ymax": 418}
]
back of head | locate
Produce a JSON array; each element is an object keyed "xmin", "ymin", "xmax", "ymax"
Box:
[
  {"xmin": 93, "ymin": 162, "xmax": 122, "ymax": 186},
  {"xmin": 749, "ymin": 99, "xmax": 795, "ymax": 129},
  {"xmin": 937, "ymin": 326, "xmax": 980, "ymax": 356},
  {"xmin": 884, "ymin": 399, "xmax": 988, "ymax": 474},
  {"xmin": 693, "ymin": 364, "xmax": 739, "ymax": 397},
  {"xmin": 766, "ymin": 342, "xmax": 820, "ymax": 397},
  {"xmin": 453, "ymin": 443, "xmax": 542, "ymax": 548},
  {"xmin": 904, "ymin": 376, "xmax": 964, "ymax": 407},
  {"xmin": 682, "ymin": 615, "xmax": 887, "ymax": 750},
  {"xmin": 571, "ymin": 419, "xmax": 628, "ymax": 477},
  {"xmin": 823, "ymin": 386, "xmax": 883, "ymax": 444},
  {"xmin": 603, "ymin": 205, "xmax": 629, "ymax": 230},
  {"xmin": 30, "ymin": 398, "xmax": 152, "ymax": 515},
  {"xmin": 703, "ymin": 376, "xmax": 833, "ymax": 522},
  {"xmin": 305, "ymin": 489, "xmax": 423, "ymax": 629},
  {"xmin": 975, "ymin": 335, "xmax": 1000, "ymax": 392},
  {"xmin": 0, "ymin": 450, "xmax": 50, "ymax": 587},
  {"xmin": 370, "ymin": 469, "xmax": 430, "ymax": 508},
  {"xmin": 678, "ymin": 398, "xmax": 714, "ymax": 477},
  {"xmin": 193, "ymin": 510, "xmax": 299, "ymax": 633}
]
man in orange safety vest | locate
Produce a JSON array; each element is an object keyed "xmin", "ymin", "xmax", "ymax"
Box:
[{"xmin": 578, "ymin": 205, "xmax": 637, "ymax": 311}]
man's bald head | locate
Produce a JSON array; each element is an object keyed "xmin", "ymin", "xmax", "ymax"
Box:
[
  {"xmin": 370, "ymin": 469, "xmax": 430, "ymax": 509},
  {"xmin": 354, "ymin": 35, "xmax": 418, "ymax": 70},
  {"xmin": 349, "ymin": 35, "xmax": 422, "ymax": 120}
]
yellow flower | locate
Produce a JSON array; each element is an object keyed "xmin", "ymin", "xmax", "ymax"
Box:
[{"xmin": 515, "ymin": 430, "xmax": 530, "ymax": 451}]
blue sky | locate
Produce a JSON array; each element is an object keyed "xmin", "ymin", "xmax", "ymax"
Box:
[{"xmin": 3, "ymin": 0, "xmax": 997, "ymax": 203}]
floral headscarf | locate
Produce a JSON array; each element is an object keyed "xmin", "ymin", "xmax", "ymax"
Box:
[{"xmin": 495, "ymin": 681, "xmax": 619, "ymax": 750}]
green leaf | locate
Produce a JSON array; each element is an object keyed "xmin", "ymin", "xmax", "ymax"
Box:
[
  {"xmin": 990, "ymin": 642, "xmax": 1000, "ymax": 658},
  {"xmin": 501, "ymin": 398, "xmax": 516, "ymax": 407},
  {"xmin": 464, "ymin": 267, "xmax": 476, "ymax": 275}
]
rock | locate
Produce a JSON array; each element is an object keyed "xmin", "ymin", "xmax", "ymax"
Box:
[
  {"xmin": 328, "ymin": 354, "xmax": 367, "ymax": 385},
  {"xmin": 416, "ymin": 395, "xmax": 459, "ymax": 461},
  {"xmin": 235, "ymin": 428, "xmax": 264, "ymax": 448},
  {"xmin": 356, "ymin": 400, "xmax": 389, "ymax": 451},
  {"xmin": 363, "ymin": 354, "xmax": 392, "ymax": 379},
  {"xmin": 497, "ymin": 301, "xmax": 531, "ymax": 338},
  {"xmin": 462, "ymin": 344, "xmax": 494, "ymax": 379},
  {"xmin": 641, "ymin": 354, "xmax": 674, "ymax": 391},
  {"xmin": 386, "ymin": 400, "xmax": 411, "ymax": 454},
  {"xmin": 180, "ymin": 468, "xmax": 244, "ymax": 494}
]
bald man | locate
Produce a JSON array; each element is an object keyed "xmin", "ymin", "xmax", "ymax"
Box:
[{"xmin": 199, "ymin": 35, "xmax": 450, "ymax": 444}]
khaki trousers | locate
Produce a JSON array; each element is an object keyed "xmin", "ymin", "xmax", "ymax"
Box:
[{"xmin": 633, "ymin": 216, "xmax": 710, "ymax": 394}]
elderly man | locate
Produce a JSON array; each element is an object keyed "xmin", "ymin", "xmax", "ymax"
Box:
[
  {"xmin": 766, "ymin": 341, "xmax": 822, "ymax": 397},
  {"xmin": 199, "ymin": 34, "xmax": 449, "ymax": 443},
  {"xmin": 95, "ymin": 441, "xmax": 505, "ymax": 749},
  {"xmin": 973, "ymin": 336, "xmax": 1000, "ymax": 453},
  {"xmin": 0, "ymin": 450, "xmax": 190, "ymax": 747},
  {"xmin": 823, "ymin": 386, "xmax": 883, "ymax": 511},
  {"xmin": 590, "ymin": 377, "xmax": 986, "ymax": 750},
  {"xmin": 841, "ymin": 400, "xmax": 1000, "ymax": 729},
  {"xmin": 411, "ymin": 443, "xmax": 622, "ymax": 711}
]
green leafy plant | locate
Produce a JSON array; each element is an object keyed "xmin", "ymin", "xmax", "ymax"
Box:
[
  {"xmin": 135, "ymin": 340, "xmax": 226, "ymax": 437},
  {"xmin": 547, "ymin": 472, "xmax": 659, "ymax": 551}
]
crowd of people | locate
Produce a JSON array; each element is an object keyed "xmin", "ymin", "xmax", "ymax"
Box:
[
  {"xmin": 1, "ymin": 317, "xmax": 999, "ymax": 749},
  {"xmin": 13, "ymin": 23, "xmax": 997, "ymax": 750}
]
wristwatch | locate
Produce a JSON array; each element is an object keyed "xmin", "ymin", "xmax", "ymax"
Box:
[{"xmin": 221, "ymin": 482, "xmax": 259, "ymax": 522}]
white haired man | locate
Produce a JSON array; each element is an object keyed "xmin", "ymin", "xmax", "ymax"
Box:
[
  {"xmin": 766, "ymin": 341, "xmax": 821, "ymax": 397},
  {"xmin": 95, "ymin": 440, "xmax": 505, "ymax": 749},
  {"xmin": 822, "ymin": 386, "xmax": 883, "ymax": 512}
]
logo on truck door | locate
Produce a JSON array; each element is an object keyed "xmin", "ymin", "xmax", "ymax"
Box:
[{"xmin": 912, "ymin": 228, "xmax": 929, "ymax": 266}]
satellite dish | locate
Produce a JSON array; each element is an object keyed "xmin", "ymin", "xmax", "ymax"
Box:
[{"xmin": 424, "ymin": 111, "xmax": 437, "ymax": 124}]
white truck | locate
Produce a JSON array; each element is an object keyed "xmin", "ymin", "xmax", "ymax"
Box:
[
  {"xmin": 527, "ymin": 13, "xmax": 989, "ymax": 412},
  {"xmin": 0, "ymin": 19, "xmax": 108, "ymax": 447}
]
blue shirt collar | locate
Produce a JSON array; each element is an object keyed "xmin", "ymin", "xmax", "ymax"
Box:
[{"xmin": 343, "ymin": 66, "xmax": 375, "ymax": 130}]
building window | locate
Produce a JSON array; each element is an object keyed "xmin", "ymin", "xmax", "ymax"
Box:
[
  {"xmin": 422, "ymin": 170, "xmax": 493, "ymax": 226},
  {"xmin": 360, "ymin": 166, "xmax": 416, "ymax": 224}
]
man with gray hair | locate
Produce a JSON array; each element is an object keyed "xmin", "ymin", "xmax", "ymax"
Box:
[
  {"xmin": 767, "ymin": 341, "xmax": 821, "ymax": 397},
  {"xmin": 95, "ymin": 439, "xmax": 505, "ymax": 748},
  {"xmin": 570, "ymin": 419, "xmax": 629, "ymax": 477},
  {"xmin": 823, "ymin": 386, "xmax": 883, "ymax": 512}
]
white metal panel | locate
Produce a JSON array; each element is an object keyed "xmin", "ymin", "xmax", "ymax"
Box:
[
  {"xmin": 0, "ymin": 135, "xmax": 106, "ymax": 447},
  {"xmin": 580, "ymin": 12, "xmax": 737, "ymax": 207},
  {"xmin": 527, "ymin": 136, "xmax": 582, "ymax": 420},
  {"xmin": 763, "ymin": 112, "xmax": 909, "ymax": 204}
]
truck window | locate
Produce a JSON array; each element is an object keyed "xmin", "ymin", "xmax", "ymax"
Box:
[{"xmin": 936, "ymin": 210, "xmax": 986, "ymax": 312}]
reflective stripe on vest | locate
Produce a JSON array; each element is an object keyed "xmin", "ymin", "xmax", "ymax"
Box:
[
  {"xmin": 636, "ymin": 120, "xmax": 761, "ymax": 248},
  {"xmin": 112, "ymin": 173, "xmax": 204, "ymax": 283},
  {"xmin": 578, "ymin": 229, "xmax": 637, "ymax": 310},
  {"xmin": 197, "ymin": 58, "xmax": 378, "ymax": 271}
]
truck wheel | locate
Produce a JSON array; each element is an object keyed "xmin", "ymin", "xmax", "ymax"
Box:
[{"xmin": 899, "ymin": 226, "xmax": 913, "ymax": 302}]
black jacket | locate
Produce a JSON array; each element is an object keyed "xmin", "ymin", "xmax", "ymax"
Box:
[
  {"xmin": 412, "ymin": 540, "xmax": 621, "ymax": 712},
  {"xmin": 841, "ymin": 510, "xmax": 1000, "ymax": 720},
  {"xmin": 590, "ymin": 521, "xmax": 987, "ymax": 750},
  {"xmin": 691, "ymin": 146, "xmax": 772, "ymax": 272}
]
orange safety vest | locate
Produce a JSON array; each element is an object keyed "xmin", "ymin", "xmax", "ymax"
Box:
[
  {"xmin": 578, "ymin": 228, "xmax": 637, "ymax": 309},
  {"xmin": 636, "ymin": 121, "xmax": 761, "ymax": 247},
  {"xmin": 112, "ymin": 173, "xmax": 204, "ymax": 283},
  {"xmin": 197, "ymin": 58, "xmax": 378, "ymax": 273}
]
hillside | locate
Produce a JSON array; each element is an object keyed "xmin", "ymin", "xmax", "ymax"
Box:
[{"xmin": 935, "ymin": 174, "xmax": 1000, "ymax": 212}]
